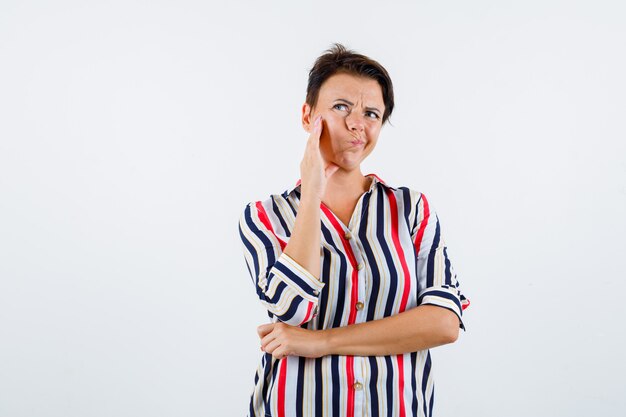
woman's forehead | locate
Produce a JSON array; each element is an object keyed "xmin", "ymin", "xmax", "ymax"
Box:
[{"xmin": 319, "ymin": 74, "xmax": 383, "ymax": 104}]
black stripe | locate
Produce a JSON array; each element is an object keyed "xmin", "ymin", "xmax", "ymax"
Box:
[
  {"xmin": 296, "ymin": 357, "xmax": 305, "ymax": 417},
  {"xmin": 261, "ymin": 353, "xmax": 273, "ymax": 417},
  {"xmin": 384, "ymin": 355, "xmax": 394, "ymax": 416},
  {"xmin": 410, "ymin": 351, "xmax": 419, "ymax": 416},
  {"xmin": 426, "ymin": 215, "xmax": 441, "ymax": 288},
  {"xmin": 314, "ymin": 357, "xmax": 323, "ymax": 417},
  {"xmin": 285, "ymin": 192, "xmax": 298, "ymax": 218},
  {"xmin": 418, "ymin": 289, "xmax": 462, "ymax": 313},
  {"xmin": 368, "ymin": 356, "xmax": 380, "ymax": 416},
  {"xmin": 271, "ymin": 195, "xmax": 290, "ymax": 238},
  {"xmin": 443, "ymin": 246, "xmax": 453, "ymax": 286},
  {"xmin": 263, "ymin": 280, "xmax": 287, "ymax": 305},
  {"xmin": 421, "ymin": 351, "xmax": 432, "ymax": 417},
  {"xmin": 399, "ymin": 186, "xmax": 413, "ymax": 235},
  {"xmin": 273, "ymin": 260, "xmax": 319, "ymax": 297},
  {"xmin": 318, "ymin": 247, "xmax": 331, "ymax": 328},
  {"xmin": 331, "ymin": 355, "xmax": 340, "ymax": 416},
  {"xmin": 241, "ymin": 203, "xmax": 278, "ymax": 295},
  {"xmin": 249, "ymin": 365, "xmax": 261, "ymax": 417}
]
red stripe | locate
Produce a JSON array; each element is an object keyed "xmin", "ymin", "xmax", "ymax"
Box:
[
  {"xmin": 320, "ymin": 202, "xmax": 358, "ymax": 417},
  {"xmin": 413, "ymin": 193, "xmax": 430, "ymax": 255},
  {"xmin": 397, "ymin": 354, "xmax": 406, "ymax": 417},
  {"xmin": 386, "ymin": 189, "xmax": 408, "ymax": 417},
  {"xmin": 346, "ymin": 354, "xmax": 355, "ymax": 416},
  {"xmin": 365, "ymin": 172, "xmax": 386, "ymax": 185},
  {"xmin": 255, "ymin": 201, "xmax": 286, "ymax": 251},
  {"xmin": 277, "ymin": 358, "xmax": 287, "ymax": 417},
  {"xmin": 298, "ymin": 301, "xmax": 314, "ymax": 326}
]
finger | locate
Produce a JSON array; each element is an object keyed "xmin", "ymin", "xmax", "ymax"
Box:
[
  {"xmin": 260, "ymin": 331, "xmax": 277, "ymax": 347},
  {"xmin": 273, "ymin": 346, "xmax": 288, "ymax": 360},
  {"xmin": 257, "ymin": 323, "xmax": 273, "ymax": 337},
  {"xmin": 264, "ymin": 338, "xmax": 281, "ymax": 354},
  {"xmin": 307, "ymin": 115, "xmax": 323, "ymax": 145}
]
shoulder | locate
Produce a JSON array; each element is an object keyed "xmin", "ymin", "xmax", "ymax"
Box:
[
  {"xmin": 385, "ymin": 184, "xmax": 437, "ymax": 234},
  {"xmin": 239, "ymin": 186, "xmax": 297, "ymax": 230},
  {"xmin": 386, "ymin": 184, "xmax": 427, "ymax": 209}
]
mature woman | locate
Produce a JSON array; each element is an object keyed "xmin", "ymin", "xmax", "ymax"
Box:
[{"xmin": 238, "ymin": 43, "xmax": 470, "ymax": 417}]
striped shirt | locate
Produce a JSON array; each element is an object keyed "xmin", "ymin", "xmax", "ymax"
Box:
[{"xmin": 238, "ymin": 173, "xmax": 470, "ymax": 417}]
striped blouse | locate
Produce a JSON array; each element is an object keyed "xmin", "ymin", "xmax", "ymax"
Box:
[{"xmin": 238, "ymin": 173, "xmax": 470, "ymax": 417}]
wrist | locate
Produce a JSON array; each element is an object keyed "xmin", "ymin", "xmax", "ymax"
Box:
[
  {"xmin": 300, "ymin": 194, "xmax": 321, "ymax": 206},
  {"xmin": 318, "ymin": 328, "xmax": 334, "ymax": 356}
]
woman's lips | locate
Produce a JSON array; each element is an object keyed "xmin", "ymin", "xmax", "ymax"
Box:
[{"xmin": 350, "ymin": 140, "xmax": 364, "ymax": 146}]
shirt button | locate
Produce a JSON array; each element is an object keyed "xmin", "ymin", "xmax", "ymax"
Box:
[
  {"xmin": 313, "ymin": 289, "xmax": 320, "ymax": 295},
  {"xmin": 353, "ymin": 382, "xmax": 363, "ymax": 390},
  {"xmin": 355, "ymin": 302, "xmax": 364, "ymax": 310},
  {"xmin": 356, "ymin": 263, "xmax": 364, "ymax": 270},
  {"xmin": 344, "ymin": 231, "xmax": 352, "ymax": 240}
]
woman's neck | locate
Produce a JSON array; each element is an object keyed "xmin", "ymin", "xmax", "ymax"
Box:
[{"xmin": 323, "ymin": 170, "xmax": 372, "ymax": 201}]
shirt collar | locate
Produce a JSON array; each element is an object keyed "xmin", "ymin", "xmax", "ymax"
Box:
[{"xmin": 286, "ymin": 173, "xmax": 396, "ymax": 196}]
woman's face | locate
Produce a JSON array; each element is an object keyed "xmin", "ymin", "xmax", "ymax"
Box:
[{"xmin": 302, "ymin": 72, "xmax": 385, "ymax": 171}]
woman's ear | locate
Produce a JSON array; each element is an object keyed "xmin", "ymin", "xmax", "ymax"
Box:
[{"xmin": 301, "ymin": 103, "xmax": 314, "ymax": 133}]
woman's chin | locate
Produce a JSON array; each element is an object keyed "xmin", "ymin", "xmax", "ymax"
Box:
[{"xmin": 335, "ymin": 157, "xmax": 364, "ymax": 170}]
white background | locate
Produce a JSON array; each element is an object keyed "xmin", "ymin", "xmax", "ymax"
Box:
[{"xmin": 1, "ymin": 1, "xmax": 625, "ymax": 416}]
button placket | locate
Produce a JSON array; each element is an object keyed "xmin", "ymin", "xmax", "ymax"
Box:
[
  {"xmin": 347, "ymin": 236, "xmax": 368, "ymax": 322},
  {"xmin": 352, "ymin": 356, "xmax": 365, "ymax": 417}
]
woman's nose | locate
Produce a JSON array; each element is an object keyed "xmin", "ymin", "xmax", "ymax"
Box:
[{"xmin": 346, "ymin": 112, "xmax": 365, "ymax": 132}]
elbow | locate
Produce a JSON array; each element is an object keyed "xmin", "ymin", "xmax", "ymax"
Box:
[
  {"xmin": 446, "ymin": 325, "xmax": 460, "ymax": 344},
  {"xmin": 442, "ymin": 312, "xmax": 461, "ymax": 344}
]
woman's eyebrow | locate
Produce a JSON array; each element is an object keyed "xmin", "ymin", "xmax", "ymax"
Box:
[{"xmin": 334, "ymin": 98, "xmax": 381, "ymax": 113}]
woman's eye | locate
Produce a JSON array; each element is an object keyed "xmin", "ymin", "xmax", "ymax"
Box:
[{"xmin": 334, "ymin": 104, "xmax": 379, "ymax": 120}]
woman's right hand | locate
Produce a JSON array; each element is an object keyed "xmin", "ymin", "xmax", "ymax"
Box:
[{"xmin": 300, "ymin": 114, "xmax": 340, "ymax": 201}]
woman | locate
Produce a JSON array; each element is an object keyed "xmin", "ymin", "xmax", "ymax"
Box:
[{"xmin": 238, "ymin": 43, "xmax": 470, "ymax": 417}]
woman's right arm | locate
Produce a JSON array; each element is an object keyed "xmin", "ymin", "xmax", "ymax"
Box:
[
  {"xmin": 238, "ymin": 201, "xmax": 325, "ymax": 326},
  {"xmin": 239, "ymin": 114, "xmax": 338, "ymax": 326},
  {"xmin": 287, "ymin": 113, "xmax": 339, "ymax": 282}
]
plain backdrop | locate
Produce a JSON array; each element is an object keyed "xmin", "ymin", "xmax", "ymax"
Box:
[{"xmin": 1, "ymin": 1, "xmax": 625, "ymax": 416}]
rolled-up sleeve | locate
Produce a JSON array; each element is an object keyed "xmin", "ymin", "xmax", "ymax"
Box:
[
  {"xmin": 411, "ymin": 192, "xmax": 470, "ymax": 331},
  {"xmin": 238, "ymin": 201, "xmax": 325, "ymax": 326}
]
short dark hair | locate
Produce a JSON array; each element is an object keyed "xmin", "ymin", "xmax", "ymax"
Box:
[{"xmin": 305, "ymin": 43, "xmax": 395, "ymax": 126}]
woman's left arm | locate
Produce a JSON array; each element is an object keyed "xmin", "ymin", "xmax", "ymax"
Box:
[
  {"xmin": 321, "ymin": 304, "xmax": 460, "ymax": 355},
  {"xmin": 258, "ymin": 304, "xmax": 459, "ymax": 359}
]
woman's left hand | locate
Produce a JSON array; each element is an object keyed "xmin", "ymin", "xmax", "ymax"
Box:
[{"xmin": 257, "ymin": 322, "xmax": 327, "ymax": 360}]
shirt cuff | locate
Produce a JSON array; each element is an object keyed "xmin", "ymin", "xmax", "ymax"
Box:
[
  {"xmin": 262, "ymin": 251, "xmax": 325, "ymax": 325},
  {"xmin": 266, "ymin": 252, "xmax": 325, "ymax": 298},
  {"xmin": 418, "ymin": 286, "xmax": 466, "ymax": 331}
]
